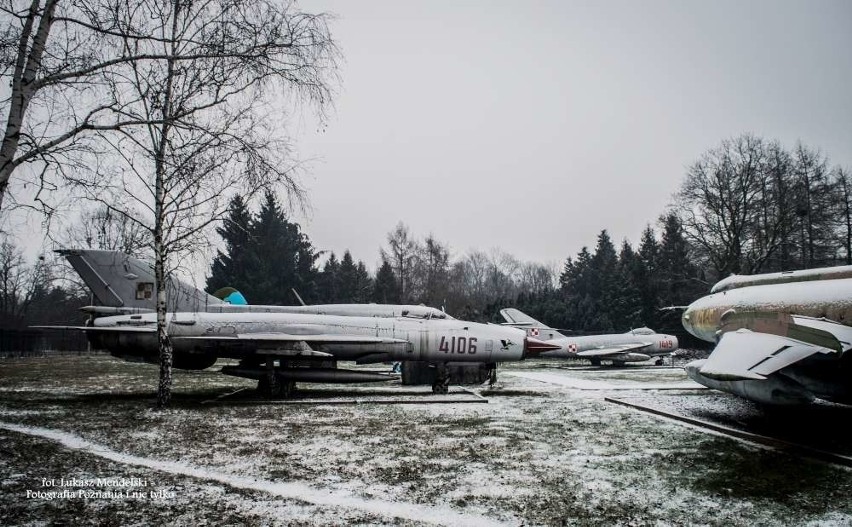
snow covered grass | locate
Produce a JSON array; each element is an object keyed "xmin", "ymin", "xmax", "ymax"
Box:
[{"xmin": 1, "ymin": 355, "xmax": 851, "ymax": 525}]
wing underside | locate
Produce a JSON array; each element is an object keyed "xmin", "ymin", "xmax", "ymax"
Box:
[{"xmin": 698, "ymin": 314, "xmax": 851, "ymax": 381}]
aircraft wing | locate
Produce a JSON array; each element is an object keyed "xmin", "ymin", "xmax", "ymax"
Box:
[
  {"xmin": 698, "ymin": 329, "xmax": 839, "ymax": 381},
  {"xmin": 31, "ymin": 325, "xmax": 155, "ymax": 333},
  {"xmin": 35, "ymin": 325, "xmax": 410, "ymax": 358},
  {"xmin": 176, "ymin": 333, "xmax": 408, "ymax": 345},
  {"xmin": 575, "ymin": 342, "xmax": 651, "ymax": 357},
  {"xmin": 697, "ymin": 313, "xmax": 852, "ymax": 381},
  {"xmin": 175, "ymin": 333, "xmax": 410, "ymax": 357}
]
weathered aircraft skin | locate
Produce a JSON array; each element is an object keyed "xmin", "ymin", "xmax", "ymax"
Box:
[
  {"xmin": 710, "ymin": 265, "xmax": 852, "ymax": 294},
  {"xmin": 44, "ymin": 311, "xmax": 560, "ymax": 395},
  {"xmin": 87, "ymin": 311, "xmax": 535, "ymax": 363},
  {"xmin": 58, "ymin": 249, "xmax": 452, "ymax": 320},
  {"xmin": 682, "ymin": 274, "xmax": 852, "ymax": 405},
  {"xmin": 499, "ymin": 309, "xmax": 678, "ymax": 365},
  {"xmin": 50, "ymin": 249, "xmax": 563, "ymax": 395}
]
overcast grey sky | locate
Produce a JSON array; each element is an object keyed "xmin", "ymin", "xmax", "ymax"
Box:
[{"xmin": 286, "ymin": 0, "xmax": 852, "ymax": 270}]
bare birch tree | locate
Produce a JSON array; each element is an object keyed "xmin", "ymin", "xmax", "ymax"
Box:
[
  {"xmin": 0, "ymin": 0, "xmax": 141, "ymax": 211},
  {"xmin": 58, "ymin": 0, "xmax": 336, "ymax": 407}
]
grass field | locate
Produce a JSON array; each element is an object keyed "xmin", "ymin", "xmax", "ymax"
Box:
[{"xmin": 1, "ymin": 355, "xmax": 851, "ymax": 526}]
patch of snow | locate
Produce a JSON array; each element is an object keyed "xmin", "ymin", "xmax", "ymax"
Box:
[{"xmin": 0, "ymin": 421, "xmax": 515, "ymax": 527}]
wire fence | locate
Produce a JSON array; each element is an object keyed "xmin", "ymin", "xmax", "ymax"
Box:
[{"xmin": 0, "ymin": 329, "xmax": 92, "ymax": 358}]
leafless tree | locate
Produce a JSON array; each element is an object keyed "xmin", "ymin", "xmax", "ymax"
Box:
[
  {"xmin": 381, "ymin": 222, "xmax": 420, "ymax": 303},
  {"xmin": 1, "ymin": 0, "xmax": 151, "ymax": 211},
  {"xmin": 59, "ymin": 204, "xmax": 150, "ymax": 255},
  {"xmin": 0, "ymin": 234, "xmax": 49, "ymax": 324},
  {"xmin": 51, "ymin": 0, "xmax": 337, "ymax": 407},
  {"xmin": 414, "ymin": 234, "xmax": 450, "ymax": 309},
  {"xmin": 832, "ymin": 166, "xmax": 852, "ymax": 265},
  {"xmin": 791, "ymin": 142, "xmax": 834, "ymax": 268},
  {"xmin": 676, "ymin": 135, "xmax": 845, "ymax": 278}
]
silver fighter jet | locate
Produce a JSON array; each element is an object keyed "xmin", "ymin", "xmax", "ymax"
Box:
[
  {"xmin": 682, "ymin": 265, "xmax": 852, "ymax": 405},
  {"xmin": 499, "ymin": 308, "xmax": 678, "ymax": 366},
  {"xmin": 49, "ymin": 310, "xmax": 558, "ymax": 396}
]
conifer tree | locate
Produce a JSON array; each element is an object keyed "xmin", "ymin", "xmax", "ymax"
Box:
[
  {"xmin": 614, "ymin": 240, "xmax": 643, "ymax": 329},
  {"xmin": 637, "ymin": 226, "xmax": 661, "ymax": 327},
  {"xmin": 588, "ymin": 230, "xmax": 618, "ymax": 331},
  {"xmin": 207, "ymin": 195, "xmax": 253, "ymax": 293},
  {"xmin": 317, "ymin": 253, "xmax": 341, "ymax": 303},
  {"xmin": 373, "ymin": 260, "xmax": 401, "ymax": 303},
  {"xmin": 657, "ymin": 213, "xmax": 703, "ymax": 307},
  {"xmin": 337, "ymin": 251, "xmax": 358, "ymax": 302},
  {"xmin": 353, "ymin": 261, "xmax": 374, "ymax": 303}
]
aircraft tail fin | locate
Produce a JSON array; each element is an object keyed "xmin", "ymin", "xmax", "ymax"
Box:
[
  {"xmin": 499, "ymin": 308, "xmax": 552, "ymax": 329},
  {"xmin": 58, "ymin": 249, "xmax": 224, "ymax": 312}
]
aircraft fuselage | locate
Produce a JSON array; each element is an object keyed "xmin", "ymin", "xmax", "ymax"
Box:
[
  {"xmin": 89, "ymin": 312, "xmax": 533, "ymax": 367},
  {"xmin": 682, "ymin": 278, "xmax": 852, "ymax": 343},
  {"xmin": 539, "ymin": 332, "xmax": 678, "ymax": 361}
]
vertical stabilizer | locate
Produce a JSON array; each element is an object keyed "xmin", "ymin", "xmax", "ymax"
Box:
[
  {"xmin": 58, "ymin": 249, "xmax": 223, "ymax": 312},
  {"xmin": 499, "ymin": 308, "xmax": 552, "ymax": 329}
]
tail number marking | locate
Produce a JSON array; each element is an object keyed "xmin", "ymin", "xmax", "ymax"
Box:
[
  {"xmin": 660, "ymin": 340, "xmax": 674, "ymax": 349},
  {"xmin": 439, "ymin": 336, "xmax": 477, "ymax": 354}
]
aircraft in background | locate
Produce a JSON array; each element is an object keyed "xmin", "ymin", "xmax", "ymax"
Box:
[
  {"xmin": 682, "ymin": 265, "xmax": 852, "ymax": 405},
  {"xmin": 50, "ymin": 249, "xmax": 560, "ymax": 395},
  {"xmin": 499, "ymin": 308, "xmax": 678, "ymax": 366},
  {"xmin": 59, "ymin": 249, "xmax": 452, "ymax": 320}
]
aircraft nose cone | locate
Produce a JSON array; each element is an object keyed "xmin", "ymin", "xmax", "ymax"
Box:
[
  {"xmin": 671, "ymin": 335, "xmax": 679, "ymax": 350},
  {"xmin": 682, "ymin": 306, "xmax": 698, "ymax": 339}
]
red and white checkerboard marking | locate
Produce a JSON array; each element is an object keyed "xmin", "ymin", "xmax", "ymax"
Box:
[
  {"xmin": 529, "ymin": 328, "xmax": 539, "ymax": 337},
  {"xmin": 567, "ymin": 343, "xmax": 577, "ymax": 353}
]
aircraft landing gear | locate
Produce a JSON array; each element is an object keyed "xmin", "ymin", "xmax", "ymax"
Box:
[
  {"xmin": 258, "ymin": 373, "xmax": 280, "ymax": 398},
  {"xmin": 257, "ymin": 376, "xmax": 296, "ymax": 399},
  {"xmin": 432, "ymin": 362, "xmax": 450, "ymax": 394},
  {"xmin": 590, "ymin": 358, "xmax": 602, "ymax": 367},
  {"xmin": 655, "ymin": 357, "xmax": 665, "ymax": 366},
  {"xmin": 257, "ymin": 357, "xmax": 296, "ymax": 399}
]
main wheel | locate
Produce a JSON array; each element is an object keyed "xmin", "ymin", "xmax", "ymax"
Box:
[
  {"xmin": 431, "ymin": 363, "xmax": 450, "ymax": 394},
  {"xmin": 258, "ymin": 374, "xmax": 281, "ymax": 398}
]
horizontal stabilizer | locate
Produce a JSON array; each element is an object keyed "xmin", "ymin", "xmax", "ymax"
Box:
[{"xmin": 699, "ymin": 329, "xmax": 838, "ymax": 381}]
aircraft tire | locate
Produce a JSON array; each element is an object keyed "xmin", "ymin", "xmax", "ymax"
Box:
[
  {"xmin": 432, "ymin": 363, "xmax": 450, "ymax": 394},
  {"xmin": 280, "ymin": 380, "xmax": 296, "ymax": 398},
  {"xmin": 258, "ymin": 374, "xmax": 282, "ymax": 398}
]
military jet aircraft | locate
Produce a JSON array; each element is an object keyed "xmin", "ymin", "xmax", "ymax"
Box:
[
  {"xmin": 59, "ymin": 249, "xmax": 451, "ymax": 319},
  {"xmin": 682, "ymin": 265, "xmax": 852, "ymax": 405},
  {"xmin": 51, "ymin": 249, "xmax": 560, "ymax": 395},
  {"xmin": 49, "ymin": 310, "xmax": 558, "ymax": 396},
  {"xmin": 499, "ymin": 308, "xmax": 678, "ymax": 366}
]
